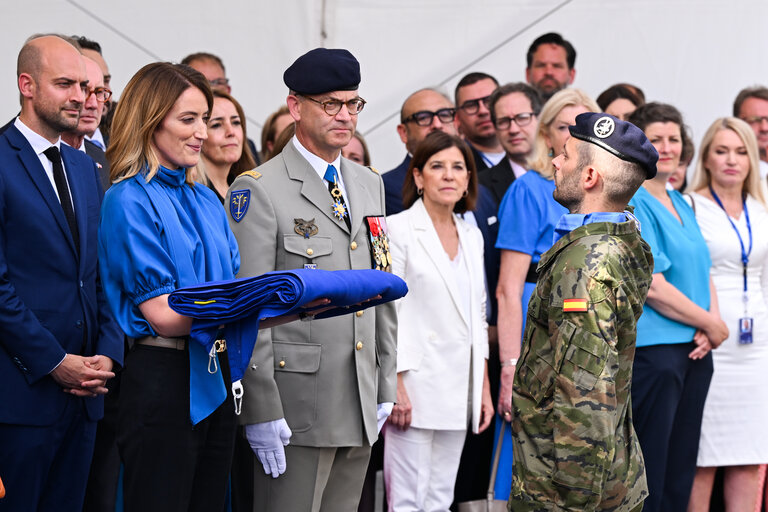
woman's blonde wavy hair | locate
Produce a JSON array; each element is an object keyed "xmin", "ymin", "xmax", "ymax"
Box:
[
  {"xmin": 529, "ymin": 88, "xmax": 599, "ymax": 179},
  {"xmin": 687, "ymin": 117, "xmax": 766, "ymax": 207},
  {"xmin": 107, "ymin": 62, "xmax": 213, "ymax": 185}
]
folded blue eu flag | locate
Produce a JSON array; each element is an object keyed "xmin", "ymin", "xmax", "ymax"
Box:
[{"xmin": 169, "ymin": 268, "xmax": 407, "ymax": 401}]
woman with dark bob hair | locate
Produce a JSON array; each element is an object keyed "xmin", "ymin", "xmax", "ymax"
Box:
[
  {"xmin": 627, "ymin": 102, "xmax": 729, "ymax": 512},
  {"xmin": 596, "ymin": 83, "xmax": 645, "ymax": 121},
  {"xmin": 383, "ymin": 131, "xmax": 493, "ymax": 510},
  {"xmin": 99, "ymin": 62, "xmax": 300, "ymax": 511}
]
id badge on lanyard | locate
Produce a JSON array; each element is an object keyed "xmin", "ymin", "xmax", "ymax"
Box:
[{"xmin": 710, "ymin": 187, "xmax": 754, "ymax": 344}]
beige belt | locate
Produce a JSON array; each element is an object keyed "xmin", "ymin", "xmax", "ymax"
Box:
[
  {"xmin": 134, "ymin": 336, "xmax": 187, "ymax": 350},
  {"xmin": 134, "ymin": 336, "xmax": 227, "ymax": 352}
]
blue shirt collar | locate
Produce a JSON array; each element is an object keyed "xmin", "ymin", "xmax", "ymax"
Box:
[
  {"xmin": 552, "ymin": 211, "xmax": 635, "ymax": 244},
  {"xmin": 152, "ymin": 165, "xmax": 188, "ymax": 188}
]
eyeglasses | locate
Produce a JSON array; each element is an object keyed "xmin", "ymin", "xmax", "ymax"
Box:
[
  {"xmin": 300, "ymin": 95, "xmax": 366, "ymax": 116},
  {"xmin": 458, "ymin": 95, "xmax": 492, "ymax": 115},
  {"xmin": 494, "ymin": 112, "xmax": 536, "ymax": 130},
  {"xmin": 402, "ymin": 108, "xmax": 456, "ymax": 126},
  {"xmin": 744, "ymin": 115, "xmax": 768, "ymax": 125},
  {"xmin": 86, "ymin": 86, "xmax": 112, "ymax": 103},
  {"xmin": 209, "ymin": 78, "xmax": 230, "ymax": 88}
]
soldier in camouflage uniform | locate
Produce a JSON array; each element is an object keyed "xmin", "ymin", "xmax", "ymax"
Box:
[{"xmin": 509, "ymin": 112, "xmax": 659, "ymax": 511}]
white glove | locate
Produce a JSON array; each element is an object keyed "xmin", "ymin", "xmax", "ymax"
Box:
[
  {"xmin": 377, "ymin": 402, "xmax": 394, "ymax": 433},
  {"xmin": 245, "ymin": 418, "xmax": 292, "ymax": 478}
]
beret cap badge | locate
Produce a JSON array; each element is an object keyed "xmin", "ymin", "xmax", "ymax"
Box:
[{"xmin": 594, "ymin": 117, "xmax": 615, "ymax": 138}]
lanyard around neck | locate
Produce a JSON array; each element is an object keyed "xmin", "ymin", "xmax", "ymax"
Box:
[{"xmin": 709, "ymin": 186, "xmax": 752, "ymax": 293}]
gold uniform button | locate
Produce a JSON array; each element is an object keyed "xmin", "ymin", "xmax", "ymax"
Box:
[
  {"xmin": 306, "ymin": 248, "xmax": 314, "ymax": 256},
  {"xmin": 356, "ymin": 311, "xmax": 363, "ymax": 317},
  {"xmin": 350, "ymin": 241, "xmax": 358, "ymax": 250},
  {"xmin": 279, "ymin": 360, "xmax": 286, "ymax": 368},
  {"xmin": 356, "ymin": 342, "xmax": 363, "ymax": 351}
]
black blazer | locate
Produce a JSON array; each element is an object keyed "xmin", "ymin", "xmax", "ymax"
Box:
[{"xmin": 480, "ymin": 157, "xmax": 518, "ymax": 205}]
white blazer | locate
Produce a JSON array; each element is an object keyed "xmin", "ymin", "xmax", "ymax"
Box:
[{"xmin": 388, "ymin": 198, "xmax": 489, "ymax": 433}]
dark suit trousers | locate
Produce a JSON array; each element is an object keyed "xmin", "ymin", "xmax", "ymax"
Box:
[
  {"xmin": 631, "ymin": 343, "xmax": 713, "ymax": 512},
  {"xmin": 118, "ymin": 344, "xmax": 236, "ymax": 512},
  {"xmin": 0, "ymin": 396, "xmax": 97, "ymax": 512}
]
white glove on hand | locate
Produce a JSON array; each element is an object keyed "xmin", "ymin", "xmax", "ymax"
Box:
[
  {"xmin": 377, "ymin": 402, "xmax": 394, "ymax": 433},
  {"xmin": 245, "ymin": 418, "xmax": 292, "ymax": 478}
]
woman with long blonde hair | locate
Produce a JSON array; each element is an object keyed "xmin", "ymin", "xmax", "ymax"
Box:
[{"xmin": 687, "ymin": 117, "xmax": 768, "ymax": 512}]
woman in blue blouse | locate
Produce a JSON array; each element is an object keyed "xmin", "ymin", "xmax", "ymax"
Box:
[
  {"xmin": 627, "ymin": 103, "xmax": 729, "ymax": 512},
  {"xmin": 492, "ymin": 89, "xmax": 599, "ymax": 500},
  {"xmin": 98, "ymin": 63, "xmax": 296, "ymax": 512}
]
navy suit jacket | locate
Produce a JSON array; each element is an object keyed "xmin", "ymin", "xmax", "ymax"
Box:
[
  {"xmin": 0, "ymin": 124, "xmax": 123, "ymax": 425},
  {"xmin": 84, "ymin": 139, "xmax": 111, "ymax": 192},
  {"xmin": 382, "ymin": 154, "xmax": 411, "ymax": 216}
]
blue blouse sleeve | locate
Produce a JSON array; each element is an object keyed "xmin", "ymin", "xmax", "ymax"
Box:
[
  {"xmin": 629, "ymin": 195, "xmax": 672, "ymax": 274},
  {"xmin": 100, "ymin": 180, "xmax": 177, "ymax": 306},
  {"xmin": 495, "ymin": 177, "xmax": 544, "ymax": 255}
]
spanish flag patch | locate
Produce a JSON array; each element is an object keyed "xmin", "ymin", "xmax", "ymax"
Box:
[{"xmin": 563, "ymin": 298, "xmax": 588, "ymax": 312}]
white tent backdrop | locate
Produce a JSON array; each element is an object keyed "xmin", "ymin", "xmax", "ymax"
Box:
[{"xmin": 2, "ymin": 0, "xmax": 766, "ymax": 171}]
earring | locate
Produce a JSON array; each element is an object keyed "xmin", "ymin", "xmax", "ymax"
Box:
[
  {"xmin": 462, "ymin": 189, "xmax": 468, "ymax": 197},
  {"xmin": 417, "ymin": 188, "xmax": 423, "ymax": 196},
  {"xmin": 548, "ymin": 148, "xmax": 554, "ymax": 157}
]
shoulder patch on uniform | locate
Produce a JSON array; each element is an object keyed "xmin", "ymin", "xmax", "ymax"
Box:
[
  {"xmin": 241, "ymin": 169, "xmax": 262, "ymax": 180},
  {"xmin": 230, "ymin": 189, "xmax": 250, "ymax": 222},
  {"xmin": 563, "ymin": 298, "xmax": 588, "ymax": 312},
  {"xmin": 367, "ymin": 166, "xmax": 379, "ymax": 175}
]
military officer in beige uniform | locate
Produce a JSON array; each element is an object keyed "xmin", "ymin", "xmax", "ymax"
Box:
[{"xmin": 226, "ymin": 48, "xmax": 397, "ymax": 511}]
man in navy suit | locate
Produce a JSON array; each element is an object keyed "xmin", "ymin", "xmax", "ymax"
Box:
[{"xmin": 0, "ymin": 35, "xmax": 123, "ymax": 512}]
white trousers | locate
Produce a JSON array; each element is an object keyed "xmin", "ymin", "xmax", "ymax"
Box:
[{"xmin": 383, "ymin": 424, "xmax": 466, "ymax": 512}]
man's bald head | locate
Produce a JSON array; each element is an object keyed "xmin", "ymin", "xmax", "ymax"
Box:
[
  {"xmin": 17, "ymin": 35, "xmax": 87, "ymax": 142},
  {"xmin": 397, "ymin": 88, "xmax": 457, "ymax": 154},
  {"xmin": 18, "ymin": 35, "xmax": 81, "ymax": 81}
]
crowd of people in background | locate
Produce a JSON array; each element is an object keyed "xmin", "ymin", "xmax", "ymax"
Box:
[{"xmin": 2, "ymin": 27, "xmax": 768, "ymax": 512}]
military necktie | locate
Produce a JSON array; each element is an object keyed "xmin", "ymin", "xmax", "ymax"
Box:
[
  {"xmin": 43, "ymin": 146, "xmax": 79, "ymax": 254},
  {"xmin": 323, "ymin": 164, "xmax": 350, "ymax": 230}
]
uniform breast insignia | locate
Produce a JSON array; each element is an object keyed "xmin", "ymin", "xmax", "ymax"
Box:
[
  {"xmin": 563, "ymin": 298, "xmax": 588, "ymax": 312},
  {"xmin": 230, "ymin": 190, "xmax": 250, "ymax": 222},
  {"xmin": 294, "ymin": 218, "xmax": 319, "ymax": 238},
  {"xmin": 365, "ymin": 216, "xmax": 392, "ymax": 272}
]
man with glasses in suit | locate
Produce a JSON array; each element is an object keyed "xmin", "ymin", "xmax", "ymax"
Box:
[
  {"xmin": 455, "ymin": 72, "xmax": 503, "ymax": 173},
  {"xmin": 383, "ymin": 88, "xmax": 457, "ymax": 215}
]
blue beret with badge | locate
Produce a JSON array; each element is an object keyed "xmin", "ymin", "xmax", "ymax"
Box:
[
  {"xmin": 569, "ymin": 112, "xmax": 659, "ymax": 179},
  {"xmin": 283, "ymin": 48, "xmax": 361, "ymax": 95}
]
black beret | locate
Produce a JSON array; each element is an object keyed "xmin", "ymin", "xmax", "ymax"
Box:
[
  {"xmin": 283, "ymin": 48, "xmax": 360, "ymax": 95},
  {"xmin": 569, "ymin": 112, "xmax": 659, "ymax": 179}
]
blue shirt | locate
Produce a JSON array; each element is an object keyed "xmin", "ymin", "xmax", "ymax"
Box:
[
  {"xmin": 552, "ymin": 212, "xmax": 631, "ymax": 244},
  {"xmin": 99, "ymin": 166, "xmax": 240, "ymax": 337},
  {"xmin": 496, "ymin": 170, "xmax": 567, "ymax": 262},
  {"xmin": 629, "ymin": 187, "xmax": 711, "ymax": 347}
]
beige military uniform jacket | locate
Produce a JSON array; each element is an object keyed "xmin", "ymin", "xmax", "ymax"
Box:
[
  {"xmin": 510, "ymin": 219, "xmax": 653, "ymax": 511},
  {"xmin": 225, "ymin": 140, "xmax": 397, "ymax": 448}
]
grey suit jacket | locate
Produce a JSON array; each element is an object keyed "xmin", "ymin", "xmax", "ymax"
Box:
[{"xmin": 226, "ymin": 140, "xmax": 397, "ymax": 448}]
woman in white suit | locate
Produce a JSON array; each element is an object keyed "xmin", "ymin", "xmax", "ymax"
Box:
[{"xmin": 383, "ymin": 131, "xmax": 494, "ymax": 511}]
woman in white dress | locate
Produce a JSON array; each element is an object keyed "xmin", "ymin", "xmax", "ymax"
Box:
[
  {"xmin": 687, "ymin": 117, "xmax": 768, "ymax": 511},
  {"xmin": 384, "ymin": 131, "xmax": 494, "ymax": 511}
]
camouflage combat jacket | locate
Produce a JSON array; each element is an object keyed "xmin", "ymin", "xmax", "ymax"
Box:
[{"xmin": 509, "ymin": 219, "xmax": 653, "ymax": 511}]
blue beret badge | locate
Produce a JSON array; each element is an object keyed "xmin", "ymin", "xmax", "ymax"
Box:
[
  {"xmin": 594, "ymin": 117, "xmax": 615, "ymax": 138},
  {"xmin": 230, "ymin": 190, "xmax": 250, "ymax": 222}
]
